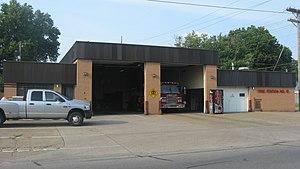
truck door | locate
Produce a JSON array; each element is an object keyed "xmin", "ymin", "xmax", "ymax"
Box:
[
  {"xmin": 44, "ymin": 91, "xmax": 68, "ymax": 118},
  {"xmin": 27, "ymin": 91, "xmax": 45, "ymax": 118}
]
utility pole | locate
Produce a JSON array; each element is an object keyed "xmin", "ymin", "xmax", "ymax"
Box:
[{"xmin": 287, "ymin": 7, "xmax": 300, "ymax": 110}]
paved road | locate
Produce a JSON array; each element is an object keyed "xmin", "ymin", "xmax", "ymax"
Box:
[
  {"xmin": 0, "ymin": 112, "xmax": 300, "ymax": 168},
  {"xmin": 1, "ymin": 141, "xmax": 299, "ymax": 169}
]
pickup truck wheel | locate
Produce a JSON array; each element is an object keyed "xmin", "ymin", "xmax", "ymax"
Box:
[
  {"xmin": 68, "ymin": 112, "xmax": 84, "ymax": 126},
  {"xmin": 0, "ymin": 114, "xmax": 4, "ymax": 127}
]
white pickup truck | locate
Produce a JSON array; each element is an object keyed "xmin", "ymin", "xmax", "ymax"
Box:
[{"xmin": 0, "ymin": 89, "xmax": 92, "ymax": 127}]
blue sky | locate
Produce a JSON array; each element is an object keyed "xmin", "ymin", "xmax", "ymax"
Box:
[{"xmin": 5, "ymin": 0, "xmax": 300, "ymax": 62}]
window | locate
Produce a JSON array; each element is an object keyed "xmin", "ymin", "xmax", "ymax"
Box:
[
  {"xmin": 31, "ymin": 91, "xmax": 43, "ymax": 101},
  {"xmin": 46, "ymin": 92, "xmax": 63, "ymax": 102},
  {"xmin": 239, "ymin": 93, "xmax": 245, "ymax": 97},
  {"xmin": 46, "ymin": 92, "xmax": 57, "ymax": 102},
  {"xmin": 161, "ymin": 85, "xmax": 180, "ymax": 94}
]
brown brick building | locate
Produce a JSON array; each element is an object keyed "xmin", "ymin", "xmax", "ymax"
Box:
[{"xmin": 3, "ymin": 41, "xmax": 296, "ymax": 114}]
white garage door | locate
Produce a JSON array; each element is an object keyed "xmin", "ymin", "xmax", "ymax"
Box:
[{"xmin": 222, "ymin": 87, "xmax": 248, "ymax": 112}]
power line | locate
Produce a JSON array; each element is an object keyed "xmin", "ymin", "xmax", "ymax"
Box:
[
  {"xmin": 194, "ymin": 1, "xmax": 274, "ymax": 34},
  {"xmin": 257, "ymin": 62, "xmax": 296, "ymax": 70},
  {"xmin": 239, "ymin": 9, "xmax": 288, "ymax": 31},
  {"xmin": 147, "ymin": 0, "xmax": 287, "ymax": 14},
  {"xmin": 270, "ymin": 25, "xmax": 291, "ymax": 32},
  {"xmin": 164, "ymin": 5, "xmax": 294, "ymax": 43},
  {"xmin": 135, "ymin": 0, "xmax": 243, "ymax": 42},
  {"xmin": 137, "ymin": 0, "xmax": 274, "ymax": 43},
  {"xmin": 172, "ymin": 0, "xmax": 243, "ymax": 30},
  {"xmin": 265, "ymin": 19, "xmax": 288, "ymax": 27},
  {"xmin": 192, "ymin": 1, "xmax": 273, "ymax": 32}
]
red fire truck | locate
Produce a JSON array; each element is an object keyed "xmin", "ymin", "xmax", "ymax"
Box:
[
  {"xmin": 160, "ymin": 82, "xmax": 186, "ymax": 109},
  {"xmin": 135, "ymin": 82, "xmax": 186, "ymax": 111}
]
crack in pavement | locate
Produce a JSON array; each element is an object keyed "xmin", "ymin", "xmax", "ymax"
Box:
[
  {"xmin": 32, "ymin": 161, "xmax": 45, "ymax": 169},
  {"xmin": 186, "ymin": 160, "xmax": 232, "ymax": 168},
  {"xmin": 136, "ymin": 155, "xmax": 173, "ymax": 162}
]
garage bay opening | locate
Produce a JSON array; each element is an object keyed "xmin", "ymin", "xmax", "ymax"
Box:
[
  {"xmin": 92, "ymin": 63, "xmax": 205, "ymax": 115},
  {"xmin": 161, "ymin": 65, "xmax": 204, "ymax": 113},
  {"xmin": 92, "ymin": 63, "xmax": 144, "ymax": 114}
]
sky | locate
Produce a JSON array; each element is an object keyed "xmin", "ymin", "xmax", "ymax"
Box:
[{"xmin": 3, "ymin": 0, "xmax": 300, "ymax": 62}]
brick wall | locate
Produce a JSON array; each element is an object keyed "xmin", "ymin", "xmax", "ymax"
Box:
[
  {"xmin": 203, "ymin": 65, "xmax": 217, "ymax": 113},
  {"xmin": 74, "ymin": 59, "xmax": 92, "ymax": 102},
  {"xmin": 144, "ymin": 62, "xmax": 161, "ymax": 115},
  {"xmin": 248, "ymin": 87, "xmax": 294, "ymax": 112}
]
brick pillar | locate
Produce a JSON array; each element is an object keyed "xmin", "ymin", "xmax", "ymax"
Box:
[
  {"xmin": 4, "ymin": 83, "xmax": 17, "ymax": 100},
  {"xmin": 248, "ymin": 87, "xmax": 253, "ymax": 112},
  {"xmin": 144, "ymin": 62, "xmax": 161, "ymax": 115},
  {"xmin": 74, "ymin": 59, "xmax": 92, "ymax": 102},
  {"xmin": 203, "ymin": 65, "xmax": 217, "ymax": 113}
]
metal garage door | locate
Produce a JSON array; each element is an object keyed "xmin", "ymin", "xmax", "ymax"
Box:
[{"xmin": 222, "ymin": 87, "xmax": 248, "ymax": 112}]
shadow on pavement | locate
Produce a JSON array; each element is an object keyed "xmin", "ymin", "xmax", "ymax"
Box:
[
  {"xmin": 2, "ymin": 120, "xmax": 70, "ymax": 128},
  {"xmin": 85, "ymin": 120, "xmax": 128, "ymax": 126},
  {"xmin": 2, "ymin": 119, "xmax": 128, "ymax": 128}
]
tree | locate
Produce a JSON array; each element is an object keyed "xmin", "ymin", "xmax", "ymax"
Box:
[
  {"xmin": 0, "ymin": 0, "xmax": 60, "ymax": 62},
  {"xmin": 175, "ymin": 31, "xmax": 211, "ymax": 49},
  {"xmin": 175, "ymin": 26, "xmax": 295, "ymax": 72}
]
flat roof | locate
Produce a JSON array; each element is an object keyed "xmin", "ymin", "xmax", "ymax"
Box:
[{"xmin": 60, "ymin": 41, "xmax": 219, "ymax": 66}]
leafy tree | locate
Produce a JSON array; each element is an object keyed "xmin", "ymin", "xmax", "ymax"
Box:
[
  {"xmin": 175, "ymin": 26, "xmax": 295, "ymax": 72},
  {"xmin": 175, "ymin": 31, "xmax": 211, "ymax": 49},
  {"xmin": 0, "ymin": 0, "xmax": 60, "ymax": 62}
]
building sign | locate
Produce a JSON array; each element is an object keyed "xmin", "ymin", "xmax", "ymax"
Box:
[
  {"xmin": 257, "ymin": 89, "xmax": 289, "ymax": 93},
  {"xmin": 149, "ymin": 89, "xmax": 159, "ymax": 98}
]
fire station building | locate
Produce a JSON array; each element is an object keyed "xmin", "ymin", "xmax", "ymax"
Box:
[{"xmin": 3, "ymin": 41, "xmax": 296, "ymax": 114}]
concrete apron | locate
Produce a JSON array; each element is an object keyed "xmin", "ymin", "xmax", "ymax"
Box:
[{"xmin": 0, "ymin": 112, "xmax": 300, "ymax": 163}]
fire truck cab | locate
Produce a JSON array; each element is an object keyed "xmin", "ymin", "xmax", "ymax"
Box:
[{"xmin": 160, "ymin": 82, "xmax": 186, "ymax": 109}]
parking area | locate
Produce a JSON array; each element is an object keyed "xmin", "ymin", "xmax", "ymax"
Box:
[{"xmin": 1, "ymin": 111, "xmax": 300, "ymax": 163}]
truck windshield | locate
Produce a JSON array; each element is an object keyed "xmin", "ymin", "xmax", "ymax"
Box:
[{"xmin": 161, "ymin": 85, "xmax": 180, "ymax": 94}]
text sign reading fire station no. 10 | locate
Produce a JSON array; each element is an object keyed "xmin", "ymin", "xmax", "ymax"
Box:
[{"xmin": 149, "ymin": 89, "xmax": 159, "ymax": 98}]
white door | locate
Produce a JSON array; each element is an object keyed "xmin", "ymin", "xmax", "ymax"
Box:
[{"xmin": 222, "ymin": 88, "xmax": 248, "ymax": 112}]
